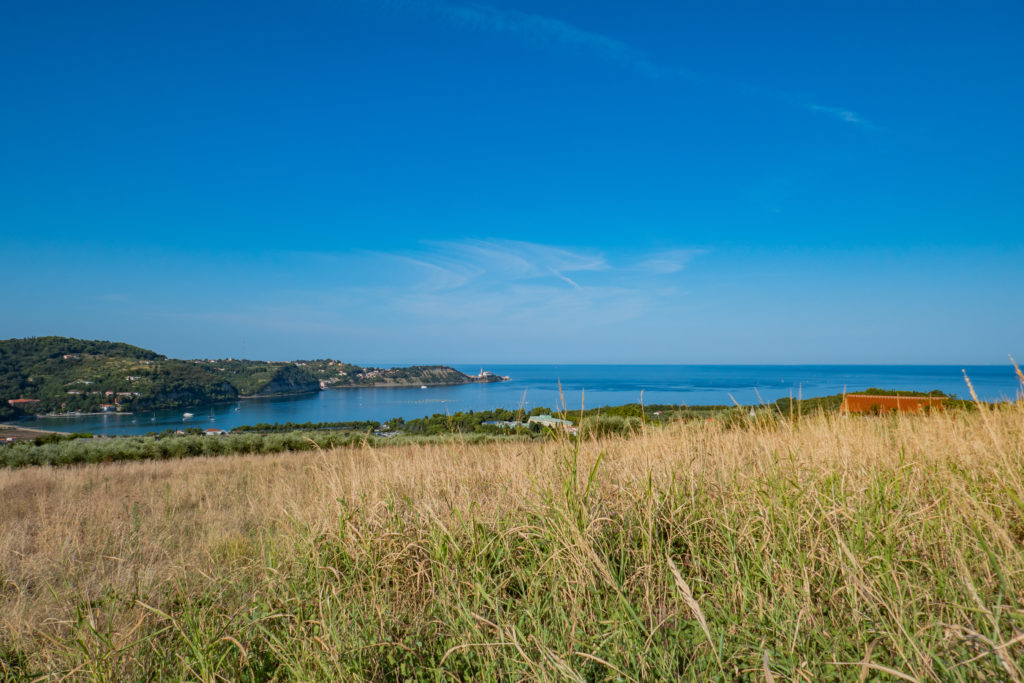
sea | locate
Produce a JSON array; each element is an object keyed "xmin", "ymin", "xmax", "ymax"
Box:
[{"xmin": 28, "ymin": 364, "xmax": 1023, "ymax": 436}]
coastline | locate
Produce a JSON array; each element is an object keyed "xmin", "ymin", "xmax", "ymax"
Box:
[
  {"xmin": 241, "ymin": 376, "xmax": 508, "ymax": 396},
  {"xmin": 12, "ymin": 364, "xmax": 1018, "ymax": 439},
  {"xmin": 36, "ymin": 411, "xmax": 135, "ymax": 418},
  {"xmin": 325, "ymin": 377, "xmax": 509, "ymax": 390},
  {"xmin": 0, "ymin": 423, "xmax": 67, "ymax": 436},
  {"xmin": 236, "ymin": 390, "xmax": 320, "ymax": 399},
  {"xmin": 18, "ymin": 379, "xmax": 509, "ymax": 424}
]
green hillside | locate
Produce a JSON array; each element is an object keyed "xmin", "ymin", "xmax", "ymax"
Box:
[
  {"xmin": 0, "ymin": 338, "xmax": 320, "ymax": 417},
  {"xmin": 0, "ymin": 337, "xmax": 489, "ymax": 419}
]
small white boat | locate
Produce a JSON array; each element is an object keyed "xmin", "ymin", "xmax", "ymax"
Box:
[
  {"xmin": 420, "ymin": 385, "xmax": 428, "ymax": 389},
  {"xmin": 183, "ymin": 412, "xmax": 194, "ymax": 419}
]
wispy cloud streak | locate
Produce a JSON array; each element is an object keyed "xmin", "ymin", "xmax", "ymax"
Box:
[
  {"xmin": 806, "ymin": 103, "xmax": 875, "ymax": 129},
  {"xmin": 369, "ymin": 0, "xmax": 872, "ymax": 128},
  {"xmin": 357, "ymin": 239, "xmax": 706, "ymax": 329},
  {"xmin": 396, "ymin": 239, "xmax": 608, "ymax": 291},
  {"xmin": 429, "ymin": 2, "xmax": 663, "ymax": 76},
  {"xmin": 638, "ymin": 249, "xmax": 707, "ymax": 274},
  {"xmin": 377, "ymin": 0, "xmax": 665, "ymax": 76}
]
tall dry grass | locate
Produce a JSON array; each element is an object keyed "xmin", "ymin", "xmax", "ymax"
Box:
[{"xmin": 2, "ymin": 400, "xmax": 1024, "ymax": 680}]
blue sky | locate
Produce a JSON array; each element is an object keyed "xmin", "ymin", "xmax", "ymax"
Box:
[{"xmin": 2, "ymin": 1, "xmax": 1022, "ymax": 363}]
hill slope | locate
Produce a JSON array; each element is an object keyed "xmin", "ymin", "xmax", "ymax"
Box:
[{"xmin": 0, "ymin": 337, "xmax": 492, "ymax": 418}]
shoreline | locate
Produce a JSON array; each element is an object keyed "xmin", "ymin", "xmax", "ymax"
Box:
[
  {"xmin": 36, "ymin": 411, "xmax": 135, "ymax": 418},
  {"xmin": 325, "ymin": 377, "xmax": 509, "ymax": 390},
  {"xmin": 237, "ymin": 390, "xmax": 319, "ymax": 399},
  {"xmin": 13, "ymin": 379, "xmax": 510, "ymax": 428},
  {"xmin": 11, "ymin": 379, "xmax": 512, "ymax": 422},
  {"xmin": 0, "ymin": 423, "xmax": 68, "ymax": 436}
]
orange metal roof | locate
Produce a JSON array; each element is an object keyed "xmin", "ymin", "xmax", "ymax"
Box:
[{"xmin": 841, "ymin": 394, "xmax": 946, "ymax": 414}]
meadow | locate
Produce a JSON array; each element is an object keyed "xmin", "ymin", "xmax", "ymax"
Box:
[{"xmin": 2, "ymin": 391, "xmax": 1024, "ymax": 680}]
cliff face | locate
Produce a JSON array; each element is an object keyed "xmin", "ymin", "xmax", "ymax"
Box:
[{"xmin": 254, "ymin": 366, "xmax": 320, "ymax": 396}]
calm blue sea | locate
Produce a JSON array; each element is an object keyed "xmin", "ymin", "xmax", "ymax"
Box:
[{"xmin": 28, "ymin": 365, "xmax": 1022, "ymax": 436}]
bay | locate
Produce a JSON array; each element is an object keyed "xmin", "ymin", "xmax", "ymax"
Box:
[{"xmin": 28, "ymin": 364, "xmax": 1022, "ymax": 436}]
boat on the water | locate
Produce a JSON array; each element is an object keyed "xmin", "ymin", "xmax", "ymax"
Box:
[{"xmin": 182, "ymin": 412, "xmax": 194, "ymax": 418}]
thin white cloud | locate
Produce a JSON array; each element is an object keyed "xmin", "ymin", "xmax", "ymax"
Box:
[
  {"xmin": 736, "ymin": 83, "xmax": 874, "ymax": 130},
  {"xmin": 412, "ymin": 239, "xmax": 608, "ymax": 288},
  {"xmin": 385, "ymin": 0, "xmax": 664, "ymax": 76},
  {"xmin": 359, "ymin": 240, "xmax": 706, "ymax": 327},
  {"xmin": 551, "ymin": 270, "xmax": 581, "ymax": 289},
  {"xmin": 162, "ymin": 240, "xmax": 708, "ymax": 353},
  {"xmin": 368, "ymin": 0, "xmax": 873, "ymax": 129},
  {"xmin": 806, "ymin": 103, "xmax": 875, "ymax": 129},
  {"xmin": 388, "ymin": 253, "xmax": 484, "ymax": 291},
  {"xmin": 638, "ymin": 249, "xmax": 707, "ymax": 274}
]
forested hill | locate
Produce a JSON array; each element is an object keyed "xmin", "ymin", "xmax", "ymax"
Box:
[{"xmin": 0, "ymin": 337, "xmax": 490, "ymax": 419}]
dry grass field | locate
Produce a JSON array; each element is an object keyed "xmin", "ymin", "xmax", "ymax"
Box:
[{"xmin": 2, "ymin": 393, "xmax": 1024, "ymax": 680}]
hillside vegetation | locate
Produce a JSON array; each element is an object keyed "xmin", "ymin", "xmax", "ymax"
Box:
[
  {"xmin": 2, "ymin": 394, "xmax": 1023, "ymax": 679},
  {"xmin": 0, "ymin": 337, "xmax": 489, "ymax": 419}
]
